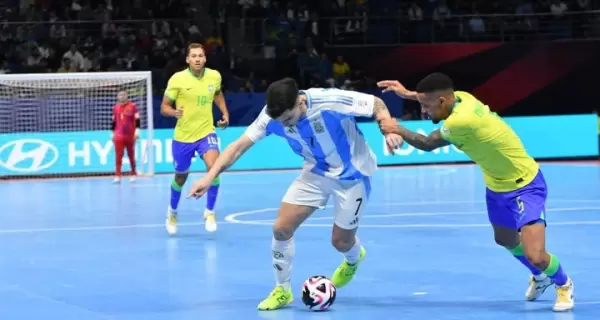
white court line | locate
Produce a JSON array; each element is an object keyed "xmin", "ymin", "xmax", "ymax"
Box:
[
  {"xmin": 224, "ymin": 204, "xmax": 600, "ymax": 228},
  {"xmin": 244, "ymin": 207, "xmax": 600, "ymax": 223},
  {"xmin": 1, "ymin": 214, "xmax": 599, "ymax": 234},
  {"xmin": 0, "ymin": 222, "xmax": 202, "ymax": 235},
  {"xmin": 225, "ymin": 219, "xmax": 600, "ymax": 228},
  {"xmin": 2, "ymin": 200, "xmax": 600, "ymax": 235}
]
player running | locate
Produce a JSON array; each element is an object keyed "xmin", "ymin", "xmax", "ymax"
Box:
[
  {"xmin": 112, "ymin": 90, "xmax": 139, "ymax": 183},
  {"xmin": 187, "ymin": 78, "xmax": 403, "ymax": 310},
  {"xmin": 377, "ymin": 73, "xmax": 574, "ymax": 312},
  {"xmin": 160, "ymin": 43, "xmax": 230, "ymax": 235}
]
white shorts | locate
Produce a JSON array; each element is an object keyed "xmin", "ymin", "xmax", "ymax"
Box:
[{"xmin": 281, "ymin": 170, "xmax": 371, "ymax": 230}]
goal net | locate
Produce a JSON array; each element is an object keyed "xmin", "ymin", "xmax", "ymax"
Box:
[{"xmin": 0, "ymin": 71, "xmax": 154, "ymax": 179}]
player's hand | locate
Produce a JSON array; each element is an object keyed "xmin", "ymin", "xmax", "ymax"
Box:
[
  {"xmin": 378, "ymin": 118, "xmax": 400, "ymax": 135},
  {"xmin": 187, "ymin": 177, "xmax": 212, "ymax": 199},
  {"xmin": 384, "ymin": 133, "xmax": 404, "ymax": 153},
  {"xmin": 377, "ymin": 80, "xmax": 416, "ymax": 99},
  {"xmin": 134, "ymin": 129, "xmax": 140, "ymax": 140},
  {"xmin": 217, "ymin": 115, "xmax": 229, "ymax": 128},
  {"xmin": 174, "ymin": 109, "xmax": 183, "ymax": 119}
]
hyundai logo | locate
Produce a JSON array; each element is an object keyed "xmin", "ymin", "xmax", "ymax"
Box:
[{"xmin": 0, "ymin": 139, "xmax": 59, "ymax": 172}]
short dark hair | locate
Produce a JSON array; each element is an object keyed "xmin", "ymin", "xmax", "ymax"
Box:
[
  {"xmin": 266, "ymin": 77, "xmax": 299, "ymax": 118},
  {"xmin": 187, "ymin": 43, "xmax": 205, "ymax": 56},
  {"xmin": 415, "ymin": 73, "xmax": 454, "ymax": 93}
]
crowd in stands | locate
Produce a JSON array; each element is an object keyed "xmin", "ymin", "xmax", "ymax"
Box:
[{"xmin": 0, "ymin": 0, "xmax": 598, "ymax": 96}]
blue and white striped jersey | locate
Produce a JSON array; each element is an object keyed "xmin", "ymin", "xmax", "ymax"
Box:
[{"xmin": 244, "ymin": 88, "xmax": 377, "ymax": 180}]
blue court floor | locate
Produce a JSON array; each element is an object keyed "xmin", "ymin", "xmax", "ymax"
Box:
[{"xmin": 1, "ymin": 163, "xmax": 599, "ymax": 320}]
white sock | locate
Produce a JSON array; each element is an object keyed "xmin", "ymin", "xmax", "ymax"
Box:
[
  {"xmin": 272, "ymin": 237, "xmax": 294, "ymax": 290},
  {"xmin": 534, "ymin": 273, "xmax": 547, "ymax": 281},
  {"xmin": 343, "ymin": 236, "xmax": 362, "ymax": 265}
]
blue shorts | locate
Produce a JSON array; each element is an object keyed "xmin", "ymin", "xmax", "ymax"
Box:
[
  {"xmin": 486, "ymin": 170, "xmax": 548, "ymax": 230},
  {"xmin": 172, "ymin": 133, "xmax": 220, "ymax": 173}
]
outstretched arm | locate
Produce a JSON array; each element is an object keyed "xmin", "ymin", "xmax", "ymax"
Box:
[
  {"xmin": 394, "ymin": 127, "xmax": 450, "ymax": 152},
  {"xmin": 204, "ymin": 135, "xmax": 255, "ymax": 181}
]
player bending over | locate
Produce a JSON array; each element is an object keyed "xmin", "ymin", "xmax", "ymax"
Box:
[
  {"xmin": 377, "ymin": 73, "xmax": 574, "ymax": 312},
  {"xmin": 112, "ymin": 90, "xmax": 139, "ymax": 183},
  {"xmin": 160, "ymin": 43, "xmax": 230, "ymax": 234},
  {"xmin": 187, "ymin": 78, "xmax": 403, "ymax": 311}
]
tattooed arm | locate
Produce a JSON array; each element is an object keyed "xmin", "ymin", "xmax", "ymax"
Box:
[
  {"xmin": 394, "ymin": 127, "xmax": 450, "ymax": 152},
  {"xmin": 372, "ymin": 96, "xmax": 393, "ymax": 122}
]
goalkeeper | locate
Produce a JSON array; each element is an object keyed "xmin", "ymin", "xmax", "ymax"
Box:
[
  {"xmin": 160, "ymin": 43, "xmax": 230, "ymax": 235},
  {"xmin": 112, "ymin": 90, "xmax": 139, "ymax": 183}
]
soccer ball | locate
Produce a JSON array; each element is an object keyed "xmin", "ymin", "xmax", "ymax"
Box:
[{"xmin": 301, "ymin": 275, "xmax": 336, "ymax": 311}]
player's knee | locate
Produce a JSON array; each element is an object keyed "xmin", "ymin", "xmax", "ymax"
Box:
[
  {"xmin": 272, "ymin": 223, "xmax": 294, "ymax": 241},
  {"xmin": 494, "ymin": 235, "xmax": 519, "ymax": 248},
  {"xmin": 331, "ymin": 238, "xmax": 354, "ymax": 252},
  {"xmin": 524, "ymin": 248, "xmax": 549, "ymax": 269},
  {"xmin": 492, "ymin": 225, "xmax": 520, "ymax": 248},
  {"xmin": 331, "ymin": 231, "xmax": 355, "ymax": 252},
  {"xmin": 174, "ymin": 173, "xmax": 189, "ymax": 185}
]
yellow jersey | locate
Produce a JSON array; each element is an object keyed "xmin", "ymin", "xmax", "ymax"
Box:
[
  {"xmin": 440, "ymin": 91, "xmax": 539, "ymax": 192},
  {"xmin": 164, "ymin": 68, "xmax": 222, "ymax": 143}
]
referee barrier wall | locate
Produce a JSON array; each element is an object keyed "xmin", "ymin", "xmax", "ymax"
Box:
[{"xmin": 0, "ymin": 115, "xmax": 597, "ymax": 176}]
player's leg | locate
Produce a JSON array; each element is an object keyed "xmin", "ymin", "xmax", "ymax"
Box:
[
  {"xmin": 488, "ymin": 172, "xmax": 573, "ymax": 311},
  {"xmin": 165, "ymin": 141, "xmax": 196, "ymax": 235},
  {"xmin": 257, "ymin": 171, "xmax": 331, "ymax": 311},
  {"xmin": 487, "ymin": 193, "xmax": 549, "ymax": 299},
  {"xmin": 197, "ymin": 133, "xmax": 221, "ymax": 232},
  {"xmin": 491, "ymin": 222, "xmax": 552, "ymax": 301},
  {"xmin": 330, "ymin": 177, "xmax": 370, "ymax": 288},
  {"xmin": 517, "ymin": 173, "xmax": 573, "ymax": 311},
  {"xmin": 113, "ymin": 137, "xmax": 125, "ymax": 183},
  {"xmin": 124, "ymin": 138, "xmax": 136, "ymax": 182}
]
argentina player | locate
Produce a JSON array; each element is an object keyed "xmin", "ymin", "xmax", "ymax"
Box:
[{"xmin": 187, "ymin": 78, "xmax": 403, "ymax": 310}]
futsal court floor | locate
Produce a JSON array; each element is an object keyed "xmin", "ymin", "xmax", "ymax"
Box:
[{"xmin": 1, "ymin": 162, "xmax": 599, "ymax": 320}]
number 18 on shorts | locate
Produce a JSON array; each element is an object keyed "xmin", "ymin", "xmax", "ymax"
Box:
[{"xmin": 171, "ymin": 133, "xmax": 220, "ymax": 173}]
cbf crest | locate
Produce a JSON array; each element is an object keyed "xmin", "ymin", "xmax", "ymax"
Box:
[
  {"xmin": 311, "ymin": 119, "xmax": 324, "ymax": 133},
  {"xmin": 208, "ymin": 84, "xmax": 215, "ymax": 93}
]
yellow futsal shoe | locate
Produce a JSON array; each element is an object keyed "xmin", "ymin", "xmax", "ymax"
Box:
[
  {"xmin": 553, "ymin": 278, "xmax": 575, "ymax": 312},
  {"xmin": 203, "ymin": 210, "xmax": 217, "ymax": 232},
  {"xmin": 257, "ymin": 286, "xmax": 294, "ymax": 311},
  {"xmin": 165, "ymin": 207, "xmax": 177, "ymax": 235},
  {"xmin": 331, "ymin": 246, "xmax": 366, "ymax": 288}
]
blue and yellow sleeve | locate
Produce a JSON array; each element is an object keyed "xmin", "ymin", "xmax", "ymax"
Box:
[{"xmin": 164, "ymin": 74, "xmax": 180, "ymax": 102}]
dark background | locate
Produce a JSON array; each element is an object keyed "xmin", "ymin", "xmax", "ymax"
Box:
[{"xmin": 1, "ymin": 0, "xmax": 599, "ymax": 129}]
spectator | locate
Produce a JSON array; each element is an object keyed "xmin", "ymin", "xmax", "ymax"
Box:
[
  {"xmin": 550, "ymin": 0, "xmax": 568, "ymax": 15},
  {"xmin": 57, "ymin": 57, "xmax": 76, "ymax": 72},
  {"xmin": 332, "ymin": 55, "xmax": 350, "ymax": 85},
  {"xmin": 63, "ymin": 44, "xmax": 84, "ymax": 70}
]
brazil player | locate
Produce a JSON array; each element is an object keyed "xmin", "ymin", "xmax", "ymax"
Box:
[
  {"xmin": 187, "ymin": 78, "xmax": 404, "ymax": 310},
  {"xmin": 160, "ymin": 43, "xmax": 230, "ymax": 235},
  {"xmin": 377, "ymin": 73, "xmax": 574, "ymax": 312}
]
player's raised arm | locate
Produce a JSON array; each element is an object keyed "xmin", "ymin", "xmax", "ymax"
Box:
[
  {"xmin": 377, "ymin": 80, "xmax": 418, "ymax": 100},
  {"xmin": 160, "ymin": 76, "xmax": 183, "ymax": 118}
]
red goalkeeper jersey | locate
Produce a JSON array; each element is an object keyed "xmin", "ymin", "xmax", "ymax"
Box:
[{"xmin": 113, "ymin": 102, "xmax": 138, "ymax": 138}]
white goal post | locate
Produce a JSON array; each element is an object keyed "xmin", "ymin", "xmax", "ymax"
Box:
[{"xmin": 0, "ymin": 71, "xmax": 154, "ymax": 179}]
